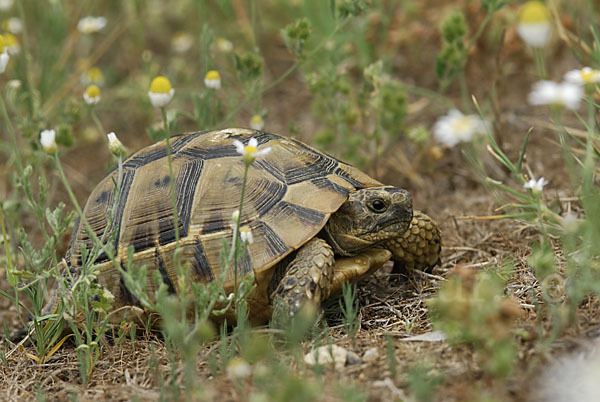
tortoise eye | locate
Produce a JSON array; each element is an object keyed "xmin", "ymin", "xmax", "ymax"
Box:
[{"xmin": 369, "ymin": 199, "xmax": 387, "ymax": 213}]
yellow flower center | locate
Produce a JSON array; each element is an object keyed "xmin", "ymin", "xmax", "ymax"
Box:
[
  {"xmin": 452, "ymin": 116, "xmax": 471, "ymax": 132},
  {"xmin": 519, "ymin": 1, "xmax": 549, "ymax": 23},
  {"xmin": 149, "ymin": 76, "xmax": 173, "ymax": 94},
  {"xmin": 3, "ymin": 33, "xmax": 17, "ymax": 47},
  {"xmin": 244, "ymin": 145, "xmax": 257, "ymax": 155},
  {"xmin": 581, "ymin": 69, "xmax": 596, "ymax": 83},
  {"xmin": 205, "ymin": 70, "xmax": 220, "ymax": 81},
  {"xmin": 85, "ymin": 84, "xmax": 100, "ymax": 98},
  {"xmin": 88, "ymin": 67, "xmax": 103, "ymax": 82},
  {"xmin": 250, "ymin": 115, "xmax": 263, "ymax": 125}
]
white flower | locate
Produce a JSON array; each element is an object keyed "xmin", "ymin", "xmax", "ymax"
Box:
[
  {"xmin": 0, "ymin": 48, "xmax": 8, "ymax": 74},
  {"xmin": 204, "ymin": 70, "xmax": 221, "ymax": 89},
  {"xmin": 83, "ymin": 84, "xmax": 101, "ymax": 105},
  {"xmin": 148, "ymin": 76, "xmax": 175, "ymax": 108},
  {"xmin": 107, "ymin": 132, "xmax": 124, "ymax": 156},
  {"xmin": 517, "ymin": 1, "xmax": 551, "ymax": 48},
  {"xmin": 3, "ymin": 17, "xmax": 22, "ymax": 34},
  {"xmin": 2, "ymin": 33, "xmax": 19, "ymax": 55},
  {"xmin": 216, "ymin": 38, "xmax": 233, "ymax": 53},
  {"xmin": 231, "ymin": 210, "xmax": 240, "ymax": 224},
  {"xmin": 249, "ymin": 114, "xmax": 264, "ymax": 130},
  {"xmin": 239, "ymin": 227, "xmax": 253, "ymax": 244},
  {"xmin": 561, "ymin": 212, "xmax": 579, "ymax": 233},
  {"xmin": 171, "ymin": 32, "xmax": 193, "ymax": 53},
  {"xmin": 0, "ymin": 0, "xmax": 13, "ymax": 11},
  {"xmin": 528, "ymin": 80, "xmax": 583, "ymax": 110},
  {"xmin": 226, "ymin": 357, "xmax": 251, "ymax": 380},
  {"xmin": 40, "ymin": 129, "xmax": 57, "ymax": 154},
  {"xmin": 433, "ymin": 109, "xmax": 488, "ymax": 147},
  {"xmin": 233, "ymin": 137, "xmax": 272, "ymax": 163},
  {"xmin": 77, "ymin": 16, "xmax": 107, "ymax": 34},
  {"xmin": 564, "ymin": 67, "xmax": 600, "ymax": 86},
  {"xmin": 81, "ymin": 67, "xmax": 104, "ymax": 86},
  {"xmin": 524, "ymin": 177, "xmax": 548, "ymax": 193},
  {"xmin": 7, "ymin": 79, "xmax": 20, "ymax": 88}
]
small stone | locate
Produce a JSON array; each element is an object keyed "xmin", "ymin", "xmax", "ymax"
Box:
[
  {"xmin": 362, "ymin": 347, "xmax": 379, "ymax": 363},
  {"xmin": 346, "ymin": 351, "xmax": 362, "ymax": 365},
  {"xmin": 304, "ymin": 345, "xmax": 348, "ymax": 370}
]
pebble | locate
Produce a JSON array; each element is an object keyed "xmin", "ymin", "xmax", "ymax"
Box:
[
  {"xmin": 362, "ymin": 347, "xmax": 379, "ymax": 363},
  {"xmin": 304, "ymin": 345, "xmax": 357, "ymax": 370}
]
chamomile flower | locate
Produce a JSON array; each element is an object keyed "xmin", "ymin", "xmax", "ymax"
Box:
[
  {"xmin": 2, "ymin": 33, "xmax": 18, "ymax": 54},
  {"xmin": 0, "ymin": 35, "xmax": 9, "ymax": 74},
  {"xmin": 148, "ymin": 76, "xmax": 175, "ymax": 108},
  {"xmin": 231, "ymin": 210, "xmax": 240, "ymax": 224},
  {"xmin": 204, "ymin": 70, "xmax": 221, "ymax": 89},
  {"xmin": 77, "ymin": 16, "xmax": 107, "ymax": 34},
  {"xmin": 216, "ymin": 38, "xmax": 233, "ymax": 53},
  {"xmin": 561, "ymin": 212, "xmax": 579, "ymax": 233},
  {"xmin": 249, "ymin": 114, "xmax": 264, "ymax": 130},
  {"xmin": 171, "ymin": 31, "xmax": 193, "ymax": 53},
  {"xmin": 83, "ymin": 84, "xmax": 101, "ymax": 105},
  {"xmin": 433, "ymin": 109, "xmax": 488, "ymax": 147},
  {"xmin": 517, "ymin": 1, "xmax": 551, "ymax": 48},
  {"xmin": 0, "ymin": 0, "xmax": 13, "ymax": 11},
  {"xmin": 564, "ymin": 67, "xmax": 600, "ymax": 86},
  {"xmin": 233, "ymin": 137, "xmax": 271, "ymax": 164},
  {"xmin": 40, "ymin": 129, "xmax": 57, "ymax": 154},
  {"xmin": 524, "ymin": 177, "xmax": 548, "ymax": 193},
  {"xmin": 226, "ymin": 357, "xmax": 251, "ymax": 380},
  {"xmin": 2, "ymin": 17, "xmax": 22, "ymax": 34},
  {"xmin": 106, "ymin": 132, "xmax": 124, "ymax": 156},
  {"xmin": 81, "ymin": 66, "xmax": 105, "ymax": 86},
  {"xmin": 527, "ymin": 80, "xmax": 583, "ymax": 110},
  {"xmin": 239, "ymin": 227, "xmax": 254, "ymax": 244}
]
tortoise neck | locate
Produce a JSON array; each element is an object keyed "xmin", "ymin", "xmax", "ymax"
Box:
[{"xmin": 321, "ymin": 224, "xmax": 354, "ymax": 257}]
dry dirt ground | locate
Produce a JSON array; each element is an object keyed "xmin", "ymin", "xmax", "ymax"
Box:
[{"xmin": 2, "ymin": 3, "xmax": 600, "ymax": 402}]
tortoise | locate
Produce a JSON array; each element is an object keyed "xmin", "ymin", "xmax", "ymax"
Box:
[{"xmin": 64, "ymin": 128, "xmax": 441, "ymax": 325}]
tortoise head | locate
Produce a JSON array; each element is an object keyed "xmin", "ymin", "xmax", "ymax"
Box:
[{"xmin": 323, "ymin": 186, "xmax": 413, "ymax": 256}]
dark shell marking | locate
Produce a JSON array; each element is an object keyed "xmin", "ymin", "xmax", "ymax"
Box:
[{"xmin": 68, "ymin": 128, "xmax": 381, "ymax": 304}]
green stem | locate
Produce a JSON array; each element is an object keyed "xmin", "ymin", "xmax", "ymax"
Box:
[
  {"xmin": 53, "ymin": 153, "xmax": 110, "ymax": 259},
  {"xmin": 466, "ymin": 11, "xmax": 493, "ymax": 51},
  {"xmin": 533, "ymin": 48, "xmax": 547, "ymax": 79},
  {"xmin": 1, "ymin": 93, "xmax": 51, "ymax": 243},
  {"xmin": 0, "ymin": 93, "xmax": 24, "ymax": 174},
  {"xmin": 458, "ymin": 71, "xmax": 470, "ymax": 112},
  {"xmin": 0, "ymin": 206, "xmax": 15, "ymax": 287},
  {"xmin": 161, "ymin": 107, "xmax": 180, "ymax": 245},
  {"xmin": 15, "ymin": 0, "xmax": 36, "ymax": 116},
  {"xmin": 229, "ymin": 163, "xmax": 250, "ymax": 303},
  {"xmin": 583, "ymin": 96, "xmax": 595, "ymax": 186},
  {"xmin": 90, "ymin": 107, "xmax": 106, "ymax": 136},
  {"xmin": 222, "ymin": 18, "xmax": 350, "ymax": 124},
  {"xmin": 403, "ymin": 84, "xmax": 454, "ymax": 108}
]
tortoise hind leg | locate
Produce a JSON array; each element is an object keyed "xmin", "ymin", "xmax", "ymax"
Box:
[{"xmin": 270, "ymin": 238, "xmax": 335, "ymax": 322}]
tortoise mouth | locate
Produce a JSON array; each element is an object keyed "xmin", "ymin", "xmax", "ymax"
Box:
[
  {"xmin": 373, "ymin": 206, "xmax": 413, "ymax": 234},
  {"xmin": 374, "ymin": 216, "xmax": 412, "ymax": 237}
]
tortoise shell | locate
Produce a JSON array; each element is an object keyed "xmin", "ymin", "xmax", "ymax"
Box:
[{"xmin": 67, "ymin": 128, "xmax": 381, "ymax": 317}]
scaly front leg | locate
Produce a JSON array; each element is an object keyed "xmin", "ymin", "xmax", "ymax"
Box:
[{"xmin": 270, "ymin": 238, "xmax": 335, "ymax": 321}]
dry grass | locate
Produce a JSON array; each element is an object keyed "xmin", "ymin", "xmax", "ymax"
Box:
[{"xmin": 2, "ymin": 1, "xmax": 600, "ymax": 400}]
